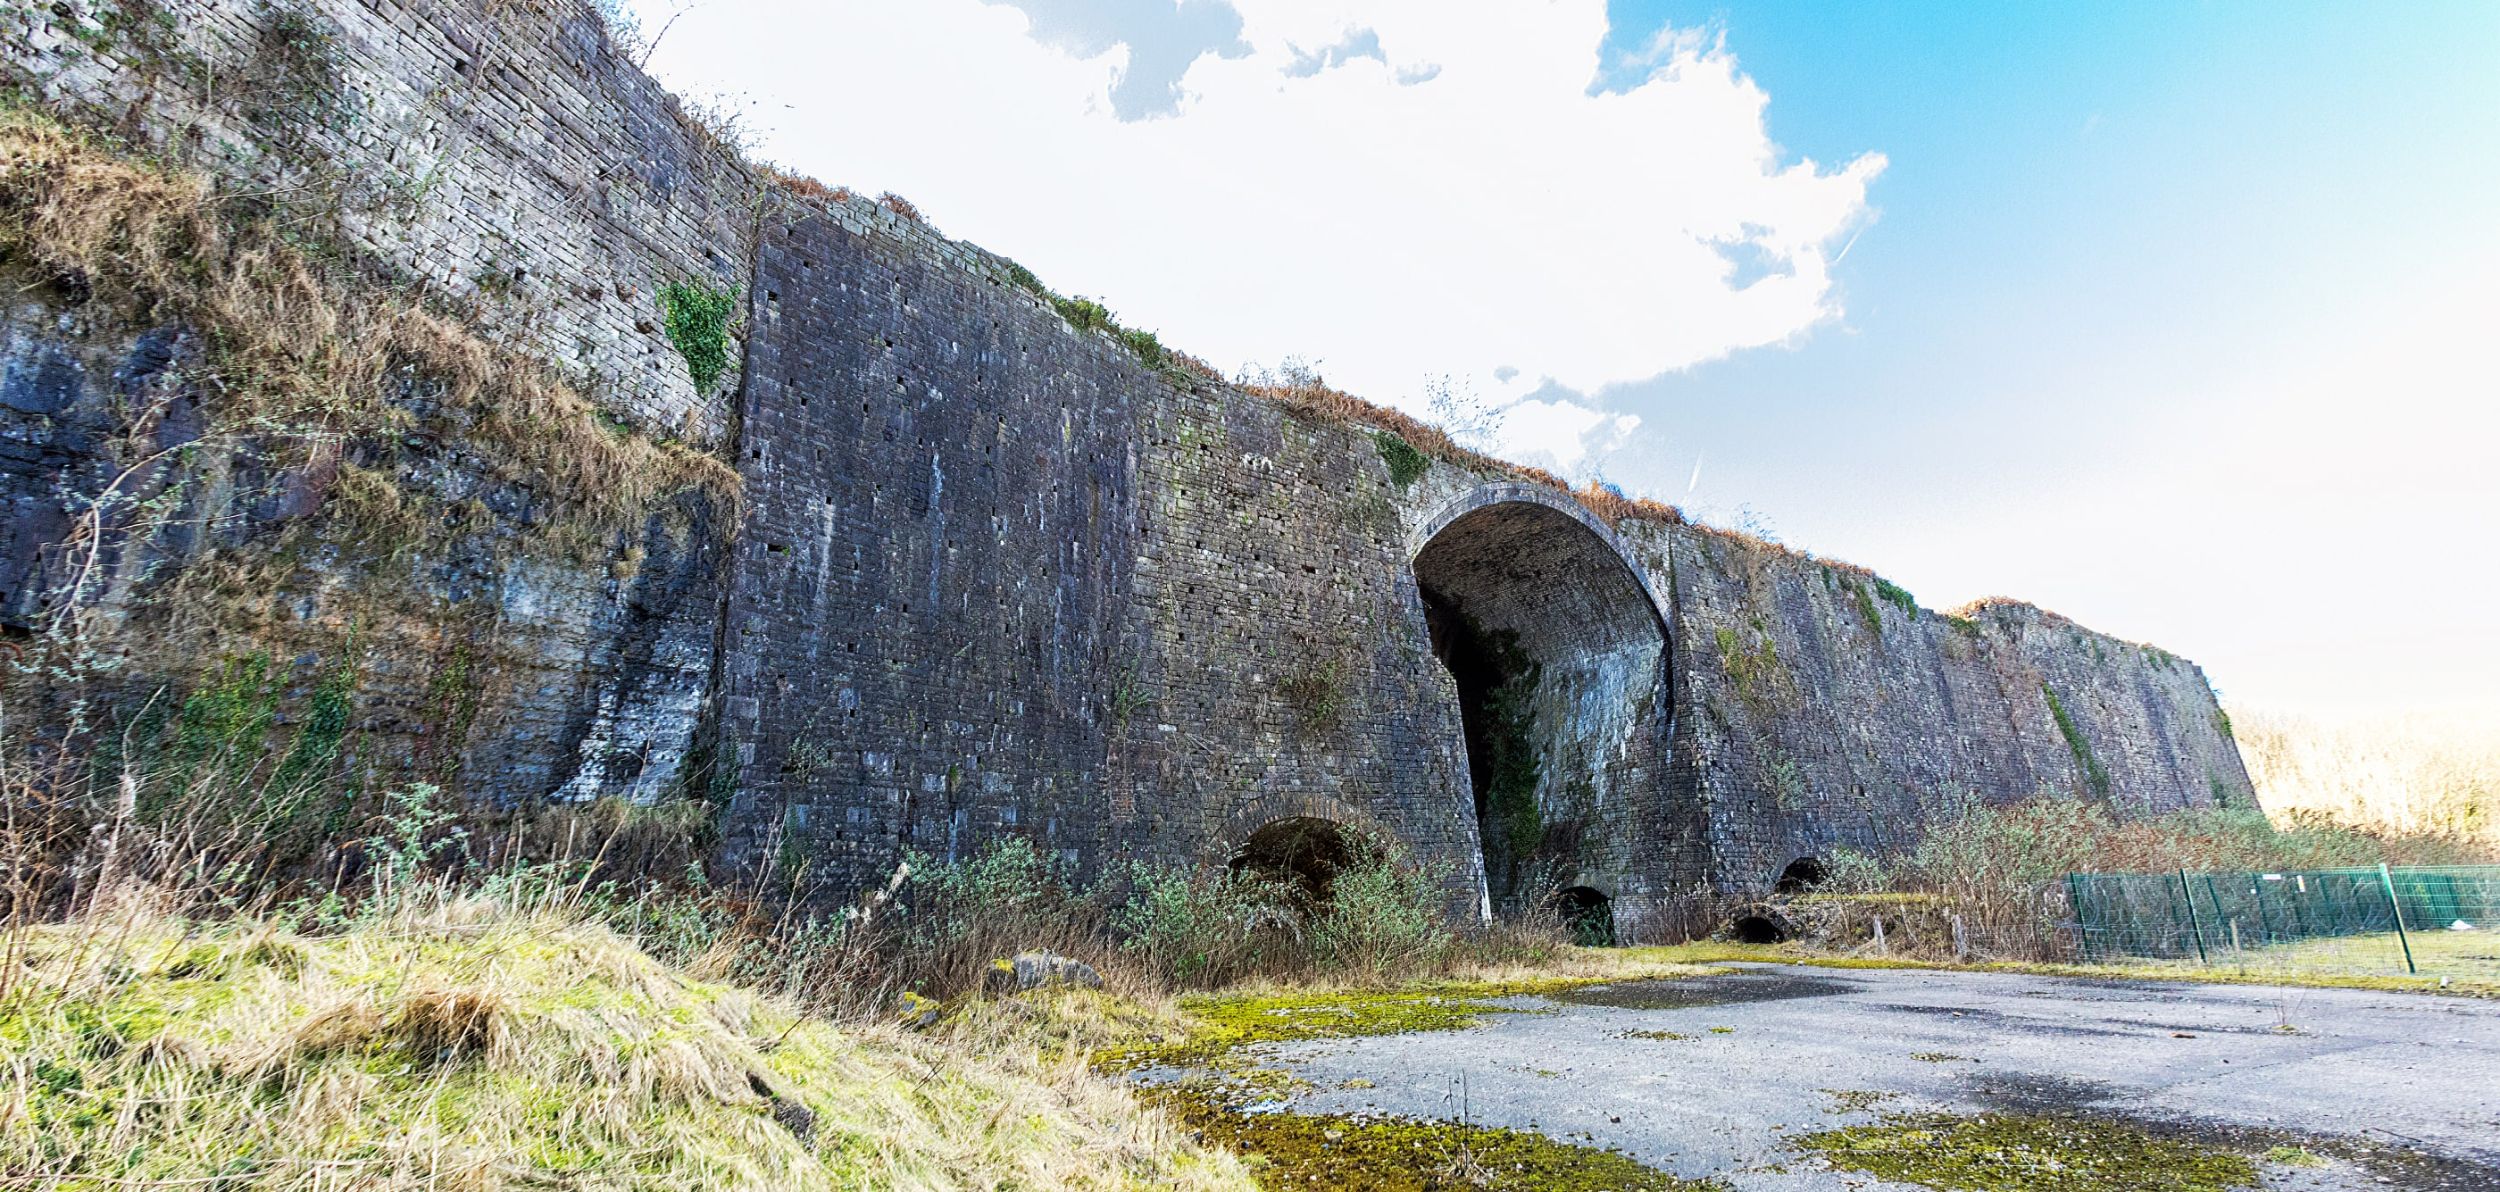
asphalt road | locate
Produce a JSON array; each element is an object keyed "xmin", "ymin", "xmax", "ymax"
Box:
[{"xmin": 1254, "ymin": 964, "xmax": 2500, "ymax": 1190}]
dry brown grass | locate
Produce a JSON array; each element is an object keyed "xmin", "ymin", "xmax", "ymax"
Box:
[
  {"xmin": 0, "ymin": 108, "xmax": 737, "ymax": 552},
  {"xmin": 1240, "ymin": 369, "xmax": 1701, "ymax": 530},
  {"xmin": 876, "ymin": 191, "xmax": 926, "ymax": 223},
  {"xmin": 2238, "ymin": 707, "xmax": 2500, "ymax": 847}
]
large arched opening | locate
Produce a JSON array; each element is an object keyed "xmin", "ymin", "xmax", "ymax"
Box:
[{"xmin": 1410, "ymin": 488, "xmax": 1668, "ymax": 913}]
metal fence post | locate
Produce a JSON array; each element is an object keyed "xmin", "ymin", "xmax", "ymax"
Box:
[
  {"xmin": 2177, "ymin": 869, "xmax": 2209, "ymax": 965},
  {"xmin": 2379, "ymin": 863, "xmax": 2417, "ymax": 975}
]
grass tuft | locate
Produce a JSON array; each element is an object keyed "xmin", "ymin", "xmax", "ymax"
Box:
[{"xmin": 1, "ymin": 893, "xmax": 1248, "ymax": 1190}]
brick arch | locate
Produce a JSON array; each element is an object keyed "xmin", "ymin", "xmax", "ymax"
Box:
[
  {"xmin": 1407, "ymin": 483, "xmax": 1671, "ymax": 632},
  {"xmin": 1220, "ymin": 790, "xmax": 1383, "ymax": 854}
]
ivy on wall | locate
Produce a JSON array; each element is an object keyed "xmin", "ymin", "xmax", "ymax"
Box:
[{"xmin": 660, "ymin": 280, "xmax": 740, "ymax": 396}]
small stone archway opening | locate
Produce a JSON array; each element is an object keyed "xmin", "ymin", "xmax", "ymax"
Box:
[
  {"xmin": 1730, "ymin": 914, "xmax": 1789, "ymax": 944},
  {"xmin": 1554, "ymin": 885, "xmax": 1617, "ymax": 947},
  {"xmin": 1230, "ymin": 817, "xmax": 1353, "ymax": 905},
  {"xmin": 1774, "ymin": 857, "xmax": 1828, "ymax": 895},
  {"xmin": 1411, "ymin": 496, "xmax": 1666, "ymax": 912}
]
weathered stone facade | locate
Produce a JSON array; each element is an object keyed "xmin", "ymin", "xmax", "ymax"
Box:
[{"xmin": 0, "ymin": 0, "xmax": 2252, "ymax": 937}]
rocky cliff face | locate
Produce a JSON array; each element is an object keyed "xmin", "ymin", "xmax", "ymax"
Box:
[{"xmin": 0, "ymin": 0, "xmax": 2249, "ymax": 933}]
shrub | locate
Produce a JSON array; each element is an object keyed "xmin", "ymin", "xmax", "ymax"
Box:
[
  {"xmin": 889, "ymin": 837, "xmax": 1121, "ymax": 996},
  {"xmin": 1115, "ymin": 863, "xmax": 1294, "ymax": 988},
  {"xmin": 1305, "ymin": 841, "xmax": 1454, "ymax": 978}
]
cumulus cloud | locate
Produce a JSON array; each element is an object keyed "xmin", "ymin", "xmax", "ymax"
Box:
[
  {"xmin": 979, "ymin": 0, "xmax": 1251, "ymax": 120},
  {"xmin": 632, "ymin": 0, "xmax": 1882, "ymax": 470}
]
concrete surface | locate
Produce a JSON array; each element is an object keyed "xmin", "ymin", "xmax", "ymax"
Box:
[{"xmin": 1255, "ymin": 965, "xmax": 2500, "ymax": 1190}]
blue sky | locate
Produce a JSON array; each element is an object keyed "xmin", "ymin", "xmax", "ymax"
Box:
[
  {"xmin": 628, "ymin": 0, "xmax": 2500, "ymax": 721},
  {"xmin": 1574, "ymin": 1, "xmax": 2500, "ymax": 721}
]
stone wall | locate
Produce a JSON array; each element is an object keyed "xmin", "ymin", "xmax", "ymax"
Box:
[
  {"xmin": 0, "ymin": 0, "xmax": 2254, "ymax": 930},
  {"xmin": 0, "ymin": 0, "xmax": 755, "ymax": 811},
  {"xmin": 718, "ymin": 202, "xmax": 1486, "ymax": 903},
  {"xmin": 1651, "ymin": 524, "xmax": 2254, "ymax": 892}
]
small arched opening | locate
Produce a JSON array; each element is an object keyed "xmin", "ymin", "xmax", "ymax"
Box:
[
  {"xmin": 1774, "ymin": 857, "xmax": 1828, "ymax": 895},
  {"xmin": 1231, "ymin": 817, "xmax": 1353, "ymax": 904},
  {"xmin": 1555, "ymin": 886, "xmax": 1616, "ymax": 947},
  {"xmin": 1730, "ymin": 914, "xmax": 1789, "ymax": 944}
]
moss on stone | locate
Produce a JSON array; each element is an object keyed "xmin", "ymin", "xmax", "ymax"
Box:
[
  {"xmin": 1374, "ymin": 431, "xmax": 1429, "ymax": 486},
  {"xmin": 1795, "ymin": 1112, "xmax": 2260, "ymax": 1192},
  {"xmin": 1147, "ymin": 1084, "xmax": 1723, "ymax": 1191}
]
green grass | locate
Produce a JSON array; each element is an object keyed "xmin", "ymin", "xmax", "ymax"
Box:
[
  {"xmin": 2136, "ymin": 928, "xmax": 2500, "ymax": 985},
  {"xmin": 1612, "ymin": 941, "xmax": 2499, "ymax": 999}
]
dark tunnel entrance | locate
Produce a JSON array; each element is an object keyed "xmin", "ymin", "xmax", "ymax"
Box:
[
  {"xmin": 1556, "ymin": 886, "xmax": 1617, "ymax": 946},
  {"xmin": 1412, "ymin": 497, "xmax": 1666, "ymax": 913},
  {"xmin": 1231, "ymin": 817, "xmax": 1353, "ymax": 905},
  {"xmin": 1775, "ymin": 857, "xmax": 1828, "ymax": 894}
]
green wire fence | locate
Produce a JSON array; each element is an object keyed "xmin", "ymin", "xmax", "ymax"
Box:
[{"xmin": 2063, "ymin": 865, "xmax": 2500, "ymax": 980}]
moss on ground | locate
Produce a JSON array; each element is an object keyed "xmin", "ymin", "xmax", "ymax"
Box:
[
  {"xmin": 1796, "ymin": 1112, "xmax": 2259, "ymax": 1192},
  {"xmin": 1102, "ymin": 977, "xmax": 1625, "ymax": 1071},
  {"xmin": 1147, "ymin": 1085, "xmax": 1723, "ymax": 1192}
]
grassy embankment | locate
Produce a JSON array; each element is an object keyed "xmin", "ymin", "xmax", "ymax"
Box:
[{"xmin": 0, "ymin": 891, "xmax": 1249, "ymax": 1191}]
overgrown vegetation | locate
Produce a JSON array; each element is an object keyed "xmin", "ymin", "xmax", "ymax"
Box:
[
  {"xmin": 0, "ymin": 108, "xmax": 735, "ymax": 542},
  {"xmin": 660, "ymin": 279, "xmax": 741, "ymax": 396},
  {"xmin": 1148, "ymin": 1085, "xmax": 1720, "ymax": 1192},
  {"xmin": 1715, "ymin": 624, "xmax": 1788, "ymax": 716},
  {"xmin": 2042, "ymin": 686, "xmax": 2113, "ymax": 799},
  {"xmin": 0, "ymin": 884, "xmax": 1249, "ymax": 1190},
  {"xmin": 1275, "ymin": 655, "xmax": 1347, "ymax": 730},
  {"xmin": 1374, "ymin": 430, "xmax": 1430, "ymax": 486},
  {"xmin": 2237, "ymin": 707, "xmax": 2498, "ymax": 846},
  {"xmin": 1805, "ymin": 793, "xmax": 2495, "ymax": 962}
]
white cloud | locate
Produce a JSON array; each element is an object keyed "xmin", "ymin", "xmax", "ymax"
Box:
[{"xmin": 632, "ymin": 0, "xmax": 1880, "ymax": 461}]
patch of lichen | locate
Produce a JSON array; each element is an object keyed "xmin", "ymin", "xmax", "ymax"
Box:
[
  {"xmin": 1101, "ymin": 979, "xmax": 1590, "ymax": 1071},
  {"xmin": 1145, "ymin": 1084, "xmax": 1723, "ymax": 1192},
  {"xmin": 1795, "ymin": 1112, "xmax": 2259, "ymax": 1192}
]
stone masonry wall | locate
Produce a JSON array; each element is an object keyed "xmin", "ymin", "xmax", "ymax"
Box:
[
  {"xmin": 0, "ymin": 0, "xmax": 757, "ymax": 810},
  {"xmin": 718, "ymin": 200, "xmax": 1485, "ymax": 902},
  {"xmin": 1650, "ymin": 524, "xmax": 2255, "ymax": 892}
]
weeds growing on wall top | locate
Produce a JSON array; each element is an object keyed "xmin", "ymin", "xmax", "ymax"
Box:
[
  {"xmin": 660, "ymin": 279, "xmax": 740, "ymax": 396},
  {"xmin": 1374, "ymin": 431, "xmax": 1430, "ymax": 487}
]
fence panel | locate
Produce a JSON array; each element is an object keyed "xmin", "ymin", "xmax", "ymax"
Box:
[{"xmin": 2064, "ymin": 865, "xmax": 2500, "ymax": 982}]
